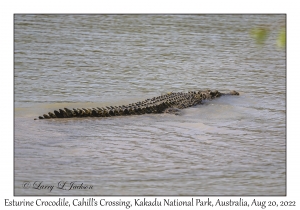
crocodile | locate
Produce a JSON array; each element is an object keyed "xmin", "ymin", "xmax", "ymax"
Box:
[{"xmin": 35, "ymin": 90, "xmax": 239, "ymax": 120}]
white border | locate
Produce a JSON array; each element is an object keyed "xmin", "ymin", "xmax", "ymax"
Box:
[{"xmin": 2, "ymin": 0, "xmax": 299, "ymax": 209}]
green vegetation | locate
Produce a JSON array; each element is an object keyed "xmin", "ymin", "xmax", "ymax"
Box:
[
  {"xmin": 276, "ymin": 28, "xmax": 286, "ymax": 48},
  {"xmin": 250, "ymin": 26, "xmax": 286, "ymax": 48},
  {"xmin": 250, "ymin": 27, "xmax": 269, "ymax": 45}
]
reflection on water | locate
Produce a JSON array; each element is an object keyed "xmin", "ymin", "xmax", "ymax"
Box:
[{"xmin": 14, "ymin": 15, "xmax": 285, "ymax": 195}]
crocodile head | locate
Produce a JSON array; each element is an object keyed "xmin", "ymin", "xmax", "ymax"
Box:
[{"xmin": 229, "ymin": 90, "xmax": 239, "ymax": 95}]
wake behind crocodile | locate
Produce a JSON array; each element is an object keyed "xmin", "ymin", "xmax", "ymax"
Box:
[{"xmin": 35, "ymin": 90, "xmax": 239, "ymax": 120}]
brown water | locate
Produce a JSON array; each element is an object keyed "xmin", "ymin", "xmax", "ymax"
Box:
[{"xmin": 14, "ymin": 14, "xmax": 286, "ymax": 195}]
